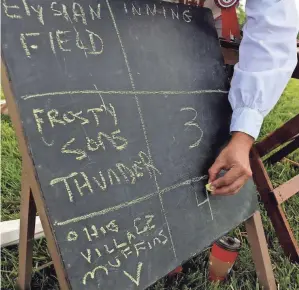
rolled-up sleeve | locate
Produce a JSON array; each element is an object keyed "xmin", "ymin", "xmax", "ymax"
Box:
[{"xmin": 229, "ymin": 0, "xmax": 299, "ymax": 139}]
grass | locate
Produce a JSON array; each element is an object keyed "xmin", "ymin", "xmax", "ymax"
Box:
[{"xmin": 1, "ymin": 79, "xmax": 299, "ymax": 289}]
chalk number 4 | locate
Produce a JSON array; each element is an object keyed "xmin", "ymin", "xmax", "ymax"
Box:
[{"xmin": 180, "ymin": 107, "xmax": 203, "ymax": 149}]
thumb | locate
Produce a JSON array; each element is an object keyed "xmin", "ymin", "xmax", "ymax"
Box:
[{"xmin": 208, "ymin": 158, "xmax": 225, "ymax": 183}]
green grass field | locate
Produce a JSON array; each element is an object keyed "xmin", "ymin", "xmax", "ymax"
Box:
[{"xmin": 1, "ymin": 79, "xmax": 299, "ymax": 289}]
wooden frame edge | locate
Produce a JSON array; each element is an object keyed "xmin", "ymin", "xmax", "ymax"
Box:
[
  {"xmin": 1, "ymin": 59, "xmax": 70, "ymax": 290},
  {"xmin": 272, "ymin": 175, "xmax": 299, "ymax": 205},
  {"xmin": 245, "ymin": 211, "xmax": 277, "ymax": 290}
]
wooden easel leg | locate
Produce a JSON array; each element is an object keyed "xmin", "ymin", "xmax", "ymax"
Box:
[
  {"xmin": 245, "ymin": 212, "xmax": 277, "ymax": 290},
  {"xmin": 17, "ymin": 167, "xmax": 37, "ymax": 290},
  {"xmin": 251, "ymin": 148, "xmax": 299, "ymax": 262}
]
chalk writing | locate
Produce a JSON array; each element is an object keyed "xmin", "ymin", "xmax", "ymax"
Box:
[
  {"xmin": 123, "ymin": 262, "xmax": 143, "ymax": 286},
  {"xmin": 72, "ymin": 219, "xmax": 119, "ymax": 242},
  {"xmin": 2, "ymin": 0, "xmax": 102, "ymax": 25},
  {"xmin": 82, "ymin": 265, "xmax": 108, "ymax": 285},
  {"xmin": 134, "ymin": 215, "xmax": 155, "ymax": 234},
  {"xmin": 54, "ymin": 175, "xmax": 207, "ymax": 226},
  {"xmin": 19, "ymin": 29, "xmax": 104, "ymax": 57},
  {"xmin": 61, "ymin": 129, "xmax": 128, "ymax": 160},
  {"xmin": 123, "ymin": 3, "xmax": 192, "ymax": 23},
  {"xmin": 32, "ymin": 99, "xmax": 118, "ymax": 146},
  {"xmin": 79, "ymin": 214, "xmax": 168, "ymax": 286},
  {"xmin": 67, "ymin": 230, "xmax": 78, "ymax": 241},
  {"xmin": 180, "ymin": 107, "xmax": 204, "ymax": 149},
  {"xmin": 20, "ymin": 33, "xmax": 40, "ymax": 57},
  {"xmin": 2, "ymin": 0, "xmax": 22, "ymax": 19},
  {"xmin": 50, "ymin": 151, "xmax": 161, "ymax": 203}
]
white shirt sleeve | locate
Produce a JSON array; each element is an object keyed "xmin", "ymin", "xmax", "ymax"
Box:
[{"xmin": 228, "ymin": 0, "xmax": 299, "ymax": 139}]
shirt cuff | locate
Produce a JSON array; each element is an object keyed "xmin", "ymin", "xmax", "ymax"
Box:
[{"xmin": 230, "ymin": 107, "xmax": 264, "ymax": 140}]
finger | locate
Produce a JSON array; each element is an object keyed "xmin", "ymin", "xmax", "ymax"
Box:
[
  {"xmin": 212, "ymin": 175, "xmax": 248, "ymax": 195},
  {"xmin": 208, "ymin": 160, "xmax": 225, "ymax": 184},
  {"xmin": 211, "ymin": 166, "xmax": 243, "ymax": 189}
]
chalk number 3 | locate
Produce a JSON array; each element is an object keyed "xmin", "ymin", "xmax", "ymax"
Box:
[{"xmin": 180, "ymin": 107, "xmax": 203, "ymax": 149}]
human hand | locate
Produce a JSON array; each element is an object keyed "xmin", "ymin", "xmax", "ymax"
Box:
[{"xmin": 208, "ymin": 132, "xmax": 254, "ymax": 195}]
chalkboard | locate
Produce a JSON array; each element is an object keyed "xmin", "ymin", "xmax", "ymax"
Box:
[{"xmin": 1, "ymin": 0, "xmax": 258, "ymax": 289}]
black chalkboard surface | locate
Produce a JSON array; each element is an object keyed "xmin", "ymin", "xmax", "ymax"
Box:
[{"xmin": 2, "ymin": 0, "xmax": 258, "ymax": 289}]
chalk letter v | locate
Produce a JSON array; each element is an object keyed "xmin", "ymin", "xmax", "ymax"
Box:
[{"xmin": 123, "ymin": 262, "xmax": 143, "ymax": 286}]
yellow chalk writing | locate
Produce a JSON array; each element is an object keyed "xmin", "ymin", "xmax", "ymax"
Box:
[
  {"xmin": 81, "ymin": 249, "xmax": 91, "ymax": 263},
  {"xmin": 121, "ymin": 247, "xmax": 132, "ymax": 259},
  {"xmin": 95, "ymin": 248, "xmax": 102, "ymax": 257},
  {"xmin": 83, "ymin": 225, "xmax": 99, "ymax": 242},
  {"xmin": 134, "ymin": 241, "xmax": 146, "ymax": 257},
  {"xmin": 63, "ymin": 111, "xmax": 89, "ymax": 125},
  {"xmin": 2, "ymin": 0, "xmax": 22, "ymax": 19},
  {"xmin": 49, "ymin": 31, "xmax": 56, "ymax": 54},
  {"xmin": 123, "ymin": 262, "xmax": 143, "ymax": 286},
  {"xmin": 104, "ymin": 244, "xmax": 114, "ymax": 254},
  {"xmin": 50, "ymin": 172, "xmax": 78, "ymax": 202},
  {"xmin": 134, "ymin": 215, "xmax": 155, "ymax": 235},
  {"xmin": 51, "ymin": 149, "xmax": 161, "ymax": 201},
  {"xmin": 31, "ymin": 5, "xmax": 44, "ymax": 25},
  {"xmin": 107, "ymin": 168, "xmax": 121, "ymax": 185},
  {"xmin": 54, "ymin": 175, "xmax": 207, "ymax": 226},
  {"xmin": 100, "ymin": 227, "xmax": 106, "ymax": 235},
  {"xmin": 108, "ymin": 258, "xmax": 121, "ymax": 268},
  {"xmin": 74, "ymin": 172, "xmax": 93, "ymax": 197},
  {"xmin": 67, "ymin": 230, "xmax": 78, "ymax": 241},
  {"xmin": 74, "ymin": 28, "xmax": 88, "ymax": 51},
  {"xmin": 21, "ymin": 0, "xmax": 30, "ymax": 16},
  {"xmin": 86, "ymin": 29, "xmax": 103, "ymax": 55},
  {"xmin": 20, "ymin": 33, "xmax": 40, "ymax": 58},
  {"xmin": 113, "ymin": 238, "xmax": 127, "ymax": 249},
  {"xmin": 89, "ymin": 4, "xmax": 101, "ymax": 20},
  {"xmin": 56, "ymin": 30, "xmax": 71, "ymax": 51},
  {"xmin": 48, "ymin": 109, "xmax": 66, "ymax": 127},
  {"xmin": 106, "ymin": 220, "xmax": 118, "ymax": 232},
  {"xmin": 33, "ymin": 108, "xmax": 44, "ymax": 135},
  {"xmin": 82, "ymin": 265, "xmax": 108, "ymax": 285},
  {"xmin": 61, "ymin": 138, "xmax": 87, "ymax": 161},
  {"xmin": 92, "ymin": 171, "xmax": 106, "ymax": 191},
  {"xmin": 72, "ymin": 2, "xmax": 87, "ymax": 25},
  {"xmin": 127, "ymin": 231, "xmax": 136, "ymax": 244},
  {"xmin": 116, "ymin": 163, "xmax": 136, "ymax": 184}
]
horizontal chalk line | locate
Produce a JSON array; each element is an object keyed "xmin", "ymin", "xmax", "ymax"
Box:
[
  {"xmin": 54, "ymin": 175, "xmax": 208, "ymax": 227},
  {"xmin": 21, "ymin": 90, "xmax": 228, "ymax": 100}
]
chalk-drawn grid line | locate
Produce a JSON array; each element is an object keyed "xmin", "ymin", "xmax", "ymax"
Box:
[
  {"xmin": 105, "ymin": 0, "xmax": 177, "ymax": 259},
  {"xmin": 194, "ymin": 189, "xmax": 214, "ymax": 221},
  {"xmin": 54, "ymin": 175, "xmax": 208, "ymax": 227},
  {"xmin": 21, "ymin": 89, "xmax": 228, "ymax": 100}
]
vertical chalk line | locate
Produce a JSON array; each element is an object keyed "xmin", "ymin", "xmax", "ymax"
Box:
[
  {"xmin": 206, "ymin": 189, "xmax": 214, "ymax": 221},
  {"xmin": 106, "ymin": 0, "xmax": 177, "ymax": 259}
]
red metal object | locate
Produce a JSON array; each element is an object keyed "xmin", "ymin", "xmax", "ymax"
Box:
[{"xmin": 168, "ymin": 266, "xmax": 183, "ymax": 276}]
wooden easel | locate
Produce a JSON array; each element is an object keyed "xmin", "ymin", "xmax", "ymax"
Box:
[
  {"xmin": 2, "ymin": 58, "xmax": 277, "ymax": 290},
  {"xmin": 251, "ymin": 116, "xmax": 299, "ymax": 262},
  {"xmin": 220, "ymin": 38, "xmax": 299, "ymax": 263}
]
